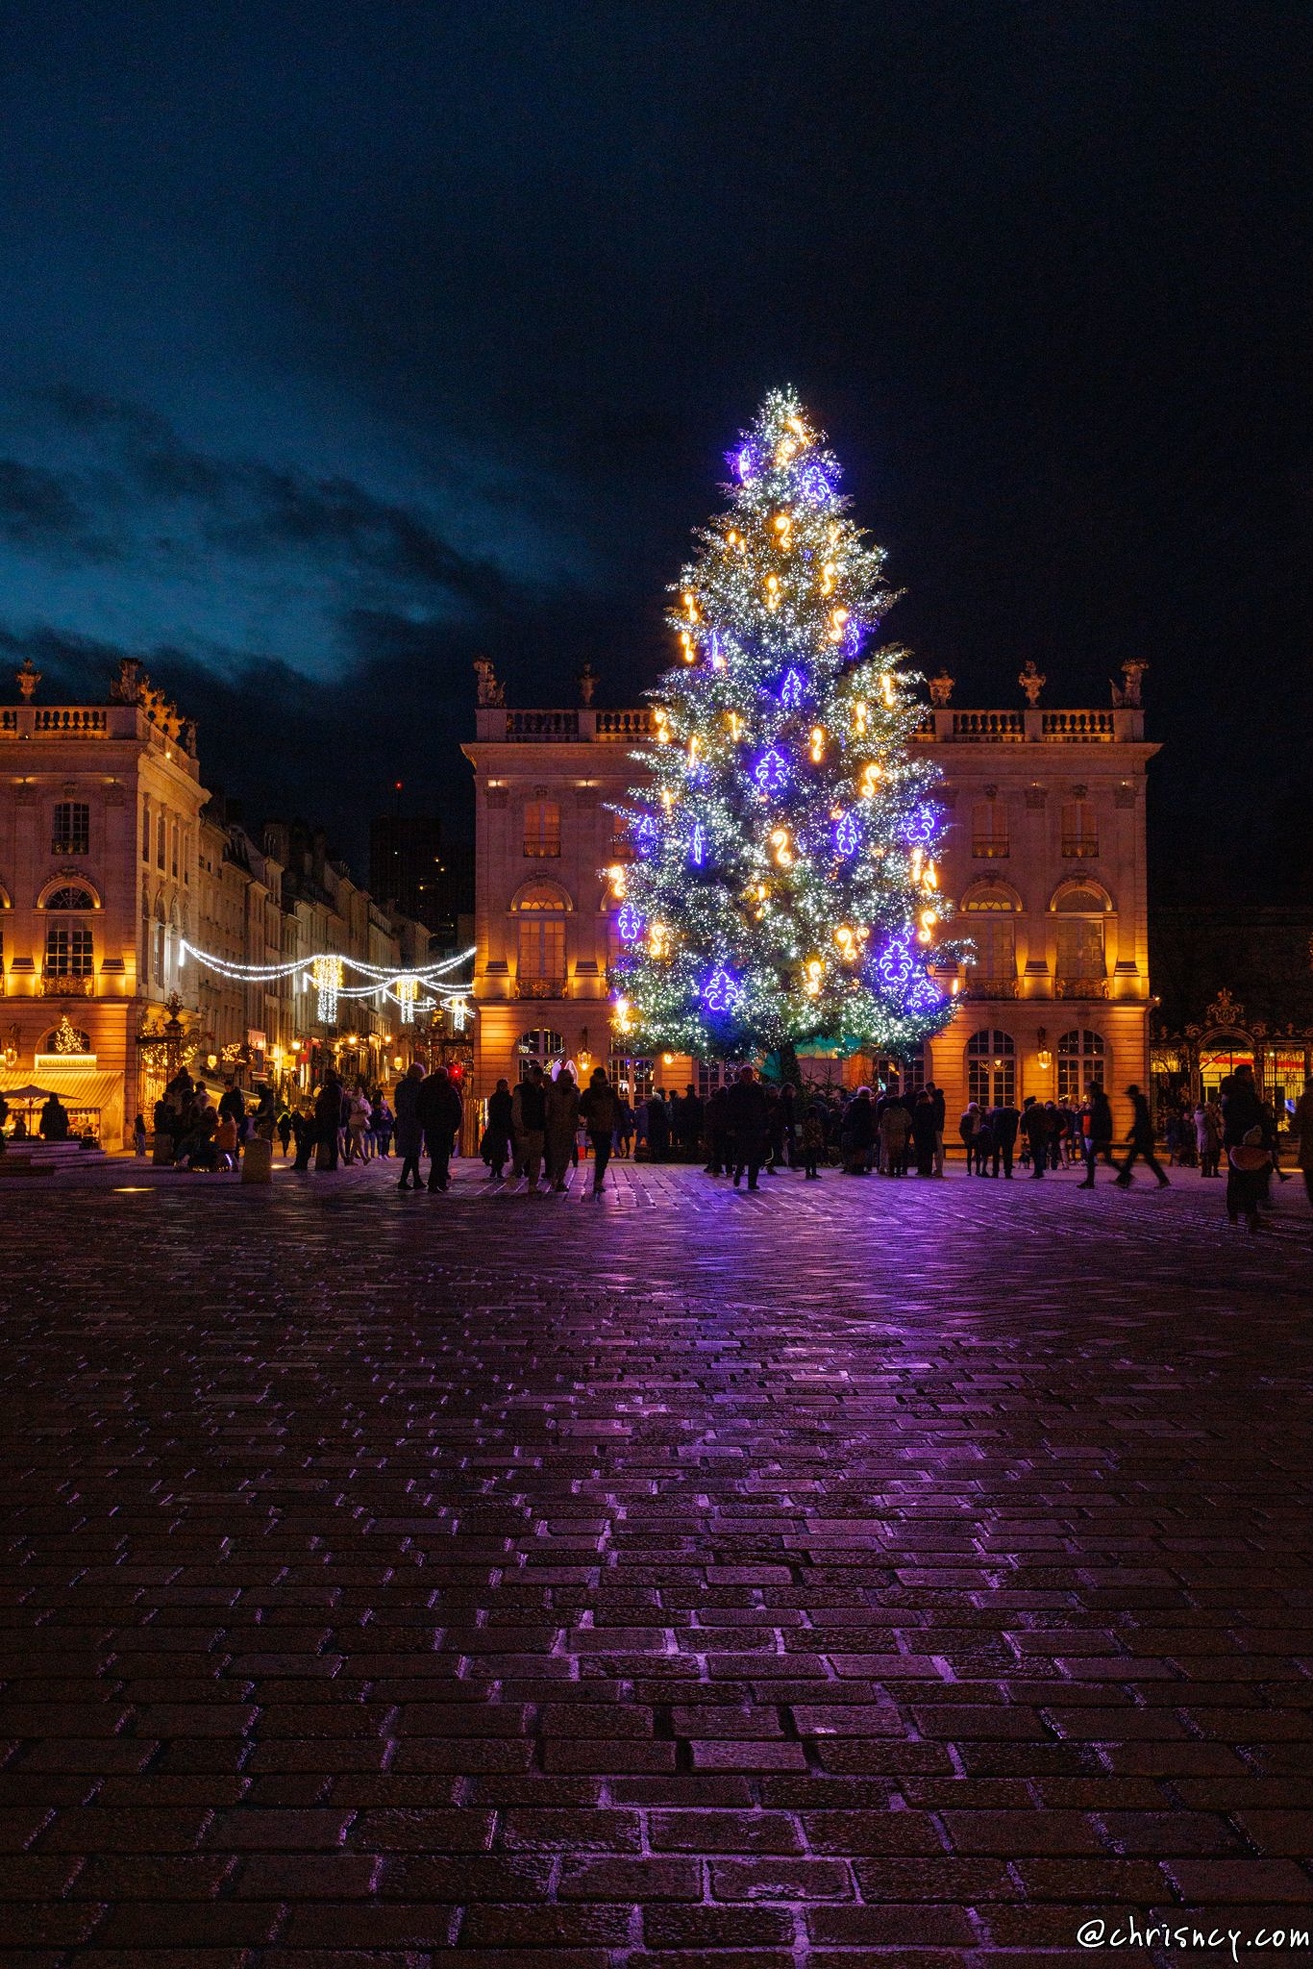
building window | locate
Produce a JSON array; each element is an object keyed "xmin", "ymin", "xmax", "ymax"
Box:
[
  {"xmin": 171, "ymin": 822, "xmax": 179, "ymax": 879},
  {"xmin": 972, "ymin": 801, "xmax": 1009, "ymax": 858},
  {"xmin": 966, "ymin": 1028, "xmax": 1016, "ymax": 1107},
  {"xmin": 615, "ymin": 1055, "xmax": 656, "ymax": 1104},
  {"xmin": 141, "ymin": 802, "xmax": 151, "ymax": 861},
  {"xmin": 517, "ymin": 1029, "xmax": 565, "ymax": 1079},
  {"xmin": 962, "ymin": 888, "xmax": 1017, "ymax": 995},
  {"xmin": 42, "ymin": 886, "xmax": 97, "ymax": 911},
  {"xmin": 1058, "ymin": 1029, "xmax": 1106, "ymax": 1101},
  {"xmin": 517, "ymin": 915, "xmax": 566, "ymax": 989},
  {"xmin": 52, "ymin": 802, "xmax": 90, "ymax": 856},
  {"xmin": 1061, "ymin": 800, "xmax": 1099, "ymax": 858},
  {"xmin": 44, "ymin": 925, "xmax": 94, "ymax": 976},
  {"xmin": 871, "ymin": 1050, "xmax": 926, "ymax": 1096},
  {"xmin": 156, "ymin": 811, "xmax": 167, "ymax": 870},
  {"xmin": 523, "ymin": 800, "xmax": 561, "ymax": 857},
  {"xmin": 1054, "ymin": 887, "xmax": 1107, "ymax": 994},
  {"xmin": 695, "ymin": 1059, "xmax": 746, "ymax": 1099},
  {"xmin": 153, "ymin": 903, "xmax": 166, "ymax": 987}
]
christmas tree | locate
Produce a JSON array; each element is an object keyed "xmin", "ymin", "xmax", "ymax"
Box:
[{"xmin": 610, "ymin": 388, "xmax": 957, "ymax": 1065}]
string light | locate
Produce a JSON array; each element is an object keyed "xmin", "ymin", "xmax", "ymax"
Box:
[{"xmin": 809, "ymin": 726, "xmax": 826, "ymax": 763}]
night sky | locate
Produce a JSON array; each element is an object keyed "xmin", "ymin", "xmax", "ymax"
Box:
[{"xmin": 2, "ymin": 2, "xmax": 1309, "ymax": 898}]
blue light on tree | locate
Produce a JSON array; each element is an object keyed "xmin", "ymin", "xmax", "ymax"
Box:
[
  {"xmin": 634, "ymin": 814, "xmax": 659, "ymax": 856},
  {"xmin": 906, "ymin": 971, "xmax": 945, "ymax": 1013},
  {"xmin": 753, "ymin": 748, "xmax": 790, "ymax": 797},
  {"xmin": 797, "ymin": 460, "xmax": 833, "ymax": 504},
  {"xmin": 779, "ymin": 668, "xmax": 805, "ymax": 711},
  {"xmin": 617, "ymin": 901, "xmax": 644, "ymax": 943},
  {"xmin": 903, "ymin": 803, "xmax": 938, "ymax": 846},
  {"xmin": 875, "ymin": 933, "xmax": 915, "ymax": 991},
  {"xmin": 703, "ymin": 966, "xmax": 743, "ymax": 1013},
  {"xmin": 835, "ymin": 811, "xmax": 861, "ymax": 858},
  {"xmin": 690, "ymin": 822, "xmax": 705, "ymax": 868}
]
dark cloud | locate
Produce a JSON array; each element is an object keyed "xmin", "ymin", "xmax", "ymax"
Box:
[{"xmin": 0, "ymin": 458, "xmax": 103, "ymax": 555}]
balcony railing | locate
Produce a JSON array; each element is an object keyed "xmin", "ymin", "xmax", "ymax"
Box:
[
  {"xmin": 516, "ymin": 977, "xmax": 567, "ymax": 1000},
  {"xmin": 41, "ymin": 972, "xmax": 95, "ymax": 997},
  {"xmin": 34, "ymin": 708, "xmax": 109, "ymax": 735},
  {"xmin": 1061, "ymin": 838, "xmax": 1100, "ymax": 858},
  {"xmin": 1055, "ymin": 976, "xmax": 1109, "ymax": 999},
  {"xmin": 505, "ymin": 710, "xmax": 579, "ymax": 741},
  {"xmin": 962, "ymin": 976, "xmax": 1020, "ymax": 999},
  {"xmin": 1042, "ymin": 709, "xmax": 1115, "ymax": 740},
  {"xmin": 595, "ymin": 709, "xmax": 654, "ymax": 741},
  {"xmin": 971, "ymin": 839, "xmax": 1010, "ymax": 859},
  {"xmin": 951, "ymin": 710, "xmax": 1025, "ymax": 740}
]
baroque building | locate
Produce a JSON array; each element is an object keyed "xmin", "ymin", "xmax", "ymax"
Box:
[
  {"xmin": 463, "ymin": 659, "xmax": 1159, "ymax": 1133},
  {"xmin": 0, "ymin": 660, "xmax": 439, "ymax": 1147}
]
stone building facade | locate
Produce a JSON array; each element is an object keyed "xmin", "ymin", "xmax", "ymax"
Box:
[
  {"xmin": 0, "ymin": 661, "xmax": 437, "ymax": 1147},
  {"xmin": 463, "ymin": 664, "xmax": 1159, "ymax": 1135}
]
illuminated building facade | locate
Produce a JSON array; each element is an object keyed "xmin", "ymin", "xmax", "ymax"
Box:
[
  {"xmin": 0, "ymin": 660, "xmax": 445, "ymax": 1146},
  {"xmin": 464, "ymin": 661, "xmax": 1159, "ymax": 1133}
]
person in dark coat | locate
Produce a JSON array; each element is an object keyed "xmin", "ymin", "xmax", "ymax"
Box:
[
  {"xmin": 1115, "ymin": 1083, "xmax": 1169, "ymax": 1188},
  {"xmin": 646, "ymin": 1089, "xmax": 670, "ymax": 1158},
  {"xmin": 926, "ymin": 1081, "xmax": 947, "ymax": 1176},
  {"xmin": 291, "ymin": 1104, "xmax": 315, "ymax": 1171},
  {"xmin": 314, "ymin": 1072, "xmax": 342, "ymax": 1170},
  {"xmin": 779, "ymin": 1081, "xmax": 797, "ymax": 1167},
  {"xmin": 484, "ymin": 1077, "xmax": 514, "ymax": 1179},
  {"xmin": 393, "ymin": 1063, "xmax": 424, "ymax": 1190},
  {"xmin": 579, "ymin": 1068, "xmax": 618, "ymax": 1194},
  {"xmin": 989, "ymin": 1098, "xmax": 1020, "ymax": 1177},
  {"xmin": 1078, "ymin": 1086, "xmax": 1115, "ymax": 1186},
  {"xmin": 679, "ymin": 1085, "xmax": 705, "ymax": 1158},
  {"xmin": 39, "ymin": 1093, "xmax": 70, "ymax": 1141},
  {"xmin": 1020, "ymin": 1096, "xmax": 1049, "ymax": 1177},
  {"xmin": 1220, "ymin": 1064, "xmax": 1266, "ymax": 1227},
  {"xmin": 842, "ymin": 1087, "xmax": 877, "ymax": 1173},
  {"xmin": 958, "ymin": 1102, "xmax": 982, "ymax": 1174},
  {"xmin": 705, "ymin": 1084, "xmax": 731, "ymax": 1174},
  {"xmin": 416, "ymin": 1065, "xmax": 463, "ymax": 1192},
  {"xmin": 911, "ymin": 1088, "xmax": 938, "ymax": 1176},
  {"xmin": 724, "ymin": 1066, "xmax": 770, "ymax": 1190}
]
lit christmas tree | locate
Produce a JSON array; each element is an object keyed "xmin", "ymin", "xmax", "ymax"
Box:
[{"xmin": 610, "ymin": 388, "xmax": 958, "ymax": 1065}]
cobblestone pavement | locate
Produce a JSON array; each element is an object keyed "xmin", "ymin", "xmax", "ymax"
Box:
[{"xmin": 2, "ymin": 1157, "xmax": 1312, "ymax": 1967}]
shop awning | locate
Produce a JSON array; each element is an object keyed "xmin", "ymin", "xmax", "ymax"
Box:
[{"xmin": 0, "ymin": 1068, "xmax": 122, "ymax": 1111}]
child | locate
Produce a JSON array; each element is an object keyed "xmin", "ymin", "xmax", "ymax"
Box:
[{"xmin": 801, "ymin": 1101, "xmax": 827, "ymax": 1180}]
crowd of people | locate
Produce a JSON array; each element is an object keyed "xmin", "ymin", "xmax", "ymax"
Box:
[{"xmin": 137, "ymin": 1058, "xmax": 1313, "ymax": 1223}]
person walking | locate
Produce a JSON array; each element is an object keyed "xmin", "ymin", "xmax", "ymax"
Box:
[
  {"xmin": 1292, "ymin": 1076, "xmax": 1313, "ymax": 1211},
  {"xmin": 291, "ymin": 1104, "xmax": 315, "ymax": 1171},
  {"xmin": 725, "ymin": 1065, "xmax": 770, "ymax": 1190},
  {"xmin": 133, "ymin": 1111, "xmax": 148, "ymax": 1157},
  {"xmin": 1078, "ymin": 1084, "xmax": 1116, "ymax": 1186},
  {"xmin": 344, "ymin": 1086, "xmax": 371, "ymax": 1164},
  {"xmin": 393, "ymin": 1063, "xmax": 424, "ymax": 1190},
  {"xmin": 705, "ymin": 1083, "xmax": 731, "ymax": 1174},
  {"xmin": 615, "ymin": 1093, "xmax": 633, "ymax": 1158},
  {"xmin": 646, "ymin": 1087, "xmax": 670, "ymax": 1159},
  {"xmin": 276, "ymin": 1106, "xmax": 293, "ymax": 1157},
  {"xmin": 579, "ymin": 1067, "xmax": 618, "ymax": 1194},
  {"xmin": 512, "ymin": 1066, "xmax": 548, "ymax": 1190},
  {"xmin": 484, "ymin": 1077, "xmax": 514, "ymax": 1179},
  {"xmin": 417, "ymin": 1064, "xmax": 463, "ymax": 1192},
  {"xmin": 1197, "ymin": 1098, "xmax": 1222, "ymax": 1177},
  {"xmin": 842, "ymin": 1087, "xmax": 877, "ymax": 1174},
  {"xmin": 1114, "ymin": 1084, "xmax": 1169, "ymax": 1189},
  {"xmin": 545, "ymin": 1064, "xmax": 581, "ymax": 1190},
  {"xmin": 1020, "ymin": 1096, "xmax": 1049, "ymax": 1177}
]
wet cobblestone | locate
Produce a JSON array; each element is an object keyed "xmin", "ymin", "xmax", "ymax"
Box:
[{"xmin": 2, "ymin": 1159, "xmax": 1312, "ymax": 1964}]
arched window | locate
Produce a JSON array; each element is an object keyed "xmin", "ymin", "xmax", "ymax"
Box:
[
  {"xmin": 1058, "ymin": 1028, "xmax": 1106, "ymax": 1101},
  {"xmin": 523, "ymin": 799, "xmax": 561, "ymax": 857},
  {"xmin": 966, "ymin": 1028, "xmax": 1015, "ymax": 1107},
  {"xmin": 962, "ymin": 886, "xmax": 1017, "ymax": 996},
  {"xmin": 1053, "ymin": 886, "xmax": 1108, "ymax": 996},
  {"xmin": 971, "ymin": 800, "xmax": 1009, "ymax": 858},
  {"xmin": 517, "ymin": 1029, "xmax": 564, "ymax": 1079},
  {"xmin": 42, "ymin": 1022, "xmax": 90, "ymax": 1055},
  {"xmin": 41, "ymin": 886, "xmax": 97, "ymax": 911},
  {"xmin": 513, "ymin": 883, "xmax": 567, "ymax": 996}
]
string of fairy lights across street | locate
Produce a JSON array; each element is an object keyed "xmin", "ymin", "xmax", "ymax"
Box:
[{"xmin": 178, "ymin": 941, "xmax": 476, "ymax": 1028}]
